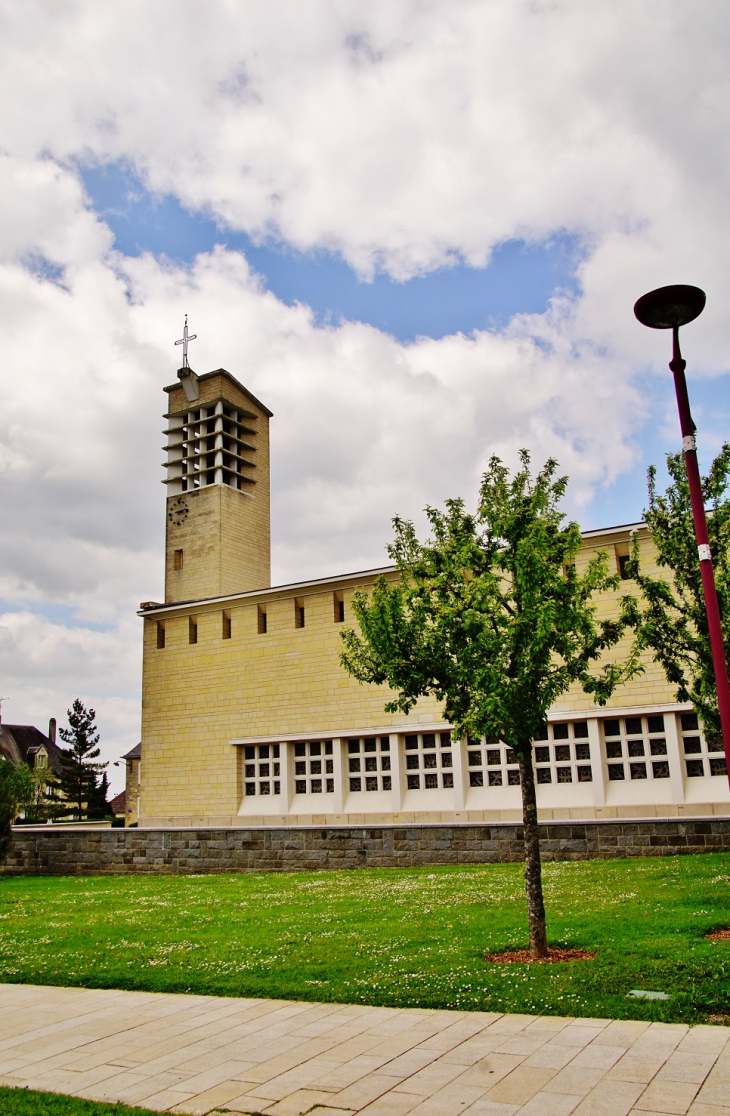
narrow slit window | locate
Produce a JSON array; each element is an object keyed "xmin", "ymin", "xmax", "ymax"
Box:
[
  {"xmin": 295, "ymin": 599, "xmax": 305, "ymax": 629},
  {"xmin": 174, "ymin": 549, "xmax": 184, "ymax": 571},
  {"xmin": 222, "ymin": 611, "xmax": 232, "ymax": 639},
  {"xmin": 258, "ymin": 605, "xmax": 267, "ymax": 634},
  {"xmin": 189, "ymin": 617, "xmax": 198, "ymax": 645},
  {"xmin": 615, "ymin": 542, "xmax": 631, "ymax": 580},
  {"xmin": 156, "ymin": 622, "xmax": 165, "ymax": 649},
  {"xmin": 334, "ymin": 592, "xmax": 345, "ymax": 623}
]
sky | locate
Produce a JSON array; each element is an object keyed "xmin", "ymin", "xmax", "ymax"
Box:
[{"xmin": 1, "ymin": 1, "xmax": 730, "ymax": 792}]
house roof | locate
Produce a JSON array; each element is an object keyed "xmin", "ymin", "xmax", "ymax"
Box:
[
  {"xmin": 122, "ymin": 742, "xmax": 141, "ymax": 760},
  {"xmin": 109, "ymin": 789, "xmax": 126, "ymax": 815},
  {"xmin": 0, "ymin": 724, "xmax": 64, "ymax": 774}
]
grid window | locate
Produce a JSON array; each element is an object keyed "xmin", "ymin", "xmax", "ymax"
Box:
[
  {"xmin": 403, "ymin": 731, "xmax": 454, "ymax": 790},
  {"xmin": 293, "ymin": 740, "xmax": 335, "ymax": 794},
  {"xmin": 602, "ymin": 715, "xmax": 671, "ymax": 781},
  {"xmin": 680, "ymin": 712, "xmax": 727, "ymax": 778},
  {"xmin": 467, "ymin": 735, "xmax": 521, "ymax": 788},
  {"xmin": 244, "ymin": 743, "xmax": 281, "ymax": 796},
  {"xmin": 531, "ymin": 720, "xmax": 592, "ymax": 784},
  {"xmin": 347, "ymin": 736, "xmax": 391, "ymax": 792}
]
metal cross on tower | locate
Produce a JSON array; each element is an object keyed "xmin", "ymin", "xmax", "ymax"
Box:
[{"xmin": 174, "ymin": 315, "xmax": 197, "ymax": 368}]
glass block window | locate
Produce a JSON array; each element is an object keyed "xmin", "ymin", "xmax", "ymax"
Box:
[
  {"xmin": 404, "ymin": 731, "xmax": 454, "ymax": 790},
  {"xmin": 680, "ymin": 712, "xmax": 727, "ymax": 779},
  {"xmin": 466, "ymin": 737, "xmax": 521, "ymax": 788},
  {"xmin": 347, "ymin": 736, "xmax": 392, "ymax": 792},
  {"xmin": 293, "ymin": 740, "xmax": 335, "ymax": 794},
  {"xmin": 602, "ymin": 715, "xmax": 671, "ymax": 782},
  {"xmin": 531, "ymin": 720, "xmax": 592, "ymax": 785},
  {"xmin": 244, "ymin": 743, "xmax": 281, "ymax": 796}
]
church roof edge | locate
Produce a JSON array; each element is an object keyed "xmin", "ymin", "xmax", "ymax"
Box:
[{"xmin": 164, "ymin": 368, "xmax": 273, "ymax": 417}]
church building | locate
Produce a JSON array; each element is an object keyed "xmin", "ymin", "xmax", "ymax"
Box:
[{"xmin": 132, "ymin": 360, "xmax": 729, "ymax": 828}]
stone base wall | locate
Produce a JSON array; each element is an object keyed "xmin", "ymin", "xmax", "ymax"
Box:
[{"xmin": 4, "ymin": 819, "xmax": 730, "ymax": 876}]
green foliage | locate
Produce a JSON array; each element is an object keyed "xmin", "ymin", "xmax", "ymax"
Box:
[
  {"xmin": 631, "ymin": 443, "xmax": 730, "ymax": 743},
  {"xmin": 341, "ymin": 452, "xmax": 641, "ymax": 752},
  {"xmin": 0, "ymin": 858, "xmax": 729, "ymax": 1023},
  {"xmin": 0, "ymin": 760, "xmax": 18, "ymax": 860},
  {"xmin": 56, "ymin": 700, "xmax": 106, "ymax": 822},
  {"xmin": 28, "ymin": 765, "xmax": 66, "ymax": 823},
  {"xmin": 6, "ymin": 763, "xmax": 33, "ymax": 813},
  {"xmin": 5, "ymin": 762, "xmax": 63, "ymax": 824},
  {"xmin": 87, "ymin": 771, "xmax": 113, "ymax": 820}
]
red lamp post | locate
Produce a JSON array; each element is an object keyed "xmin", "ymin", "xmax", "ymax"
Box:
[{"xmin": 634, "ymin": 284, "xmax": 730, "ymax": 788}]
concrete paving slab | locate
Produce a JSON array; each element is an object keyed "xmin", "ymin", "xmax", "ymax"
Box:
[{"xmin": 0, "ymin": 984, "xmax": 727, "ymax": 1115}]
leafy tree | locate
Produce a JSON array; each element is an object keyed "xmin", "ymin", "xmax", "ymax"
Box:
[
  {"xmin": 7, "ymin": 762, "xmax": 34, "ymax": 819},
  {"xmin": 341, "ymin": 452, "xmax": 640, "ymax": 957},
  {"xmin": 0, "ymin": 762, "xmax": 52, "ymax": 824},
  {"xmin": 0, "ymin": 760, "xmax": 18, "ymax": 860},
  {"xmin": 630, "ymin": 443, "xmax": 730, "ymax": 747},
  {"xmin": 19, "ymin": 764, "xmax": 65, "ymax": 823},
  {"xmin": 57, "ymin": 700, "xmax": 107, "ymax": 821}
]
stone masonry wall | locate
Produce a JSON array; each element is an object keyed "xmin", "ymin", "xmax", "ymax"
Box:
[{"xmin": 4, "ymin": 819, "xmax": 730, "ymax": 876}]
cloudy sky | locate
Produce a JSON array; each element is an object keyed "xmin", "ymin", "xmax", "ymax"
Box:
[{"xmin": 1, "ymin": 1, "xmax": 729, "ymax": 790}]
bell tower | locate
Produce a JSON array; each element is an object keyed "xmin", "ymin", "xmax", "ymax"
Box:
[{"xmin": 162, "ymin": 354, "xmax": 272, "ymax": 603}]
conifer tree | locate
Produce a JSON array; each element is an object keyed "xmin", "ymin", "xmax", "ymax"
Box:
[
  {"xmin": 87, "ymin": 771, "xmax": 113, "ymax": 819},
  {"xmin": 56, "ymin": 700, "xmax": 107, "ymax": 821},
  {"xmin": 341, "ymin": 452, "xmax": 640, "ymax": 958}
]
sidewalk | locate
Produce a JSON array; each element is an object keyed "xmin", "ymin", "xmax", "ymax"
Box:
[{"xmin": 0, "ymin": 984, "xmax": 728, "ymax": 1116}]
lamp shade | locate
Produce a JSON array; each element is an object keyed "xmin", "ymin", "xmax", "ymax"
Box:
[{"xmin": 634, "ymin": 284, "xmax": 706, "ymax": 329}]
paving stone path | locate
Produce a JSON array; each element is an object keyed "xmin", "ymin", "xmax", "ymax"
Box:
[{"xmin": 0, "ymin": 984, "xmax": 728, "ymax": 1116}]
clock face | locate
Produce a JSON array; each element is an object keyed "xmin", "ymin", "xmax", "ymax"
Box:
[{"xmin": 168, "ymin": 497, "xmax": 189, "ymax": 527}]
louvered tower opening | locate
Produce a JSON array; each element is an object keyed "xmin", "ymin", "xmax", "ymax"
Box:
[{"xmin": 163, "ymin": 399, "xmax": 257, "ymax": 495}]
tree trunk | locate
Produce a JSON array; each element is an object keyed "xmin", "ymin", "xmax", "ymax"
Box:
[{"xmin": 517, "ymin": 746, "xmax": 548, "ymax": 958}]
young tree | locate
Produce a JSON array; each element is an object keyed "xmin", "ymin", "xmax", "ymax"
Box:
[
  {"xmin": 28, "ymin": 765, "xmax": 65, "ymax": 823},
  {"xmin": 57, "ymin": 700, "xmax": 107, "ymax": 821},
  {"xmin": 7, "ymin": 762, "xmax": 34, "ymax": 820},
  {"xmin": 0, "ymin": 763, "xmax": 60, "ymax": 823},
  {"xmin": 341, "ymin": 452, "xmax": 640, "ymax": 958},
  {"xmin": 0, "ymin": 760, "xmax": 19, "ymax": 860},
  {"xmin": 630, "ymin": 443, "xmax": 730, "ymax": 751}
]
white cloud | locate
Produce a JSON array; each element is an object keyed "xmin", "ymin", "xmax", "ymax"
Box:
[
  {"xmin": 0, "ymin": 0, "xmax": 728, "ymax": 771},
  {"xmin": 3, "ymin": 2, "xmax": 729, "ymax": 287}
]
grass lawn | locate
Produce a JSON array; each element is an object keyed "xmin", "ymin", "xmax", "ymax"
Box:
[
  {"xmin": 0, "ymin": 1085, "xmax": 164, "ymax": 1116},
  {"xmin": 1, "ymin": 854, "xmax": 729, "ymax": 1025}
]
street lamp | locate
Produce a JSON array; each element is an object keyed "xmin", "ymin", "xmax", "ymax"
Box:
[{"xmin": 634, "ymin": 284, "xmax": 730, "ymax": 787}]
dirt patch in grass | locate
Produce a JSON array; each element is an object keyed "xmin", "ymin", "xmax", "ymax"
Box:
[
  {"xmin": 705, "ymin": 927, "xmax": 730, "ymax": 941},
  {"xmin": 484, "ymin": 947, "xmax": 596, "ymax": 964}
]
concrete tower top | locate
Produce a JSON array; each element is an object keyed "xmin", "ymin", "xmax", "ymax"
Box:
[{"xmin": 162, "ymin": 367, "xmax": 272, "ymax": 603}]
